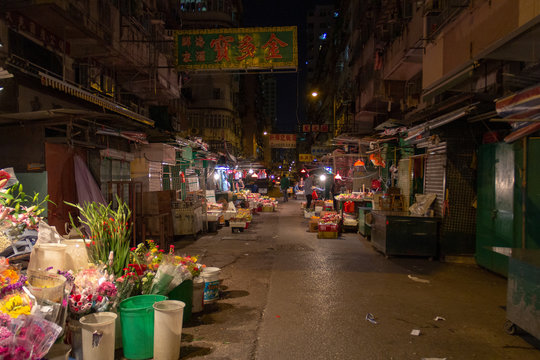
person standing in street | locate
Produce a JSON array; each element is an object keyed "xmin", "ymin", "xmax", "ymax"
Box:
[
  {"xmin": 304, "ymin": 175, "xmax": 313, "ymax": 209},
  {"xmin": 280, "ymin": 174, "xmax": 290, "ymax": 202}
]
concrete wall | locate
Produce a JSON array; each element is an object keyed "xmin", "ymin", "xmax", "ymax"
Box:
[{"xmin": 423, "ymin": 0, "xmax": 540, "ymax": 90}]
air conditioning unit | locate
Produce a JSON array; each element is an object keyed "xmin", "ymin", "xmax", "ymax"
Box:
[{"xmin": 424, "ymin": 0, "xmax": 443, "ymax": 16}]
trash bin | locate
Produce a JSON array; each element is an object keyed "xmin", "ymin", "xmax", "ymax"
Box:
[
  {"xmin": 119, "ymin": 294, "xmax": 167, "ymax": 359},
  {"xmin": 79, "ymin": 312, "xmax": 117, "ymax": 360},
  {"xmin": 167, "ymin": 279, "xmax": 193, "ymax": 324},
  {"xmin": 208, "ymin": 221, "xmax": 218, "ymax": 233},
  {"xmin": 153, "ymin": 300, "xmax": 185, "ymax": 360}
]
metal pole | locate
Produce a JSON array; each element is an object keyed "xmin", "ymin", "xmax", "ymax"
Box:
[
  {"xmin": 333, "ymin": 95, "xmax": 336, "ymax": 137},
  {"xmin": 522, "ymin": 137, "xmax": 527, "ymax": 248}
]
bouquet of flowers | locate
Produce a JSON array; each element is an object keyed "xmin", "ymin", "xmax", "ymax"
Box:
[
  {"xmin": 173, "ymin": 255, "xmax": 205, "ymax": 278},
  {"xmin": 0, "ymin": 263, "xmax": 27, "ymax": 299},
  {"xmin": 67, "ymin": 196, "xmax": 132, "ymax": 277},
  {"xmin": 0, "ymin": 173, "xmax": 49, "ymax": 233},
  {"xmin": 0, "ymin": 293, "xmax": 33, "ymax": 319},
  {"xmin": 149, "ymin": 255, "xmax": 192, "ymax": 295},
  {"xmin": 0, "ymin": 314, "xmax": 62, "ymax": 360},
  {"xmin": 68, "ymin": 267, "xmax": 117, "ymax": 319}
]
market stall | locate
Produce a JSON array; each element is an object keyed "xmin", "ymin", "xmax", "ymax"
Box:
[{"xmin": 0, "ymin": 172, "xmax": 220, "ymax": 359}]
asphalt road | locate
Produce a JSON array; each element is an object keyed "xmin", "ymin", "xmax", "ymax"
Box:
[{"xmin": 173, "ymin": 200, "xmax": 540, "ymax": 360}]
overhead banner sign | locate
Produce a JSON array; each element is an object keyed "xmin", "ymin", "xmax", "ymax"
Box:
[
  {"xmin": 269, "ymin": 134, "xmax": 296, "ymax": 148},
  {"xmin": 302, "ymin": 124, "xmax": 329, "ymax": 133},
  {"xmin": 175, "ymin": 26, "xmax": 298, "ymax": 71}
]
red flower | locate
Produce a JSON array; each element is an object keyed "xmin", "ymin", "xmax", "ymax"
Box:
[
  {"xmin": 0, "ymin": 170, "xmax": 11, "ymax": 182},
  {"xmin": 159, "ymin": 249, "xmax": 164, "ymax": 253},
  {"xmin": 130, "ymin": 247, "xmax": 136, "ymax": 251}
]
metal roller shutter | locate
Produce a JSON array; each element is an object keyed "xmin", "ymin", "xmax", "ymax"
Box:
[{"xmin": 424, "ymin": 142, "xmax": 447, "ymax": 217}]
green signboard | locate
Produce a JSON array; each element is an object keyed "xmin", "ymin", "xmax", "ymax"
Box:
[{"xmin": 175, "ymin": 27, "xmax": 297, "ymax": 71}]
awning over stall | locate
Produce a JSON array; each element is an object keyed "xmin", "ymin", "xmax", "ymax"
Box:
[{"xmin": 39, "ymin": 72, "xmax": 155, "ymax": 127}]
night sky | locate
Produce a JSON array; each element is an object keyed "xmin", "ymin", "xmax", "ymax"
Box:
[{"xmin": 242, "ymin": 0, "xmax": 335, "ymax": 133}]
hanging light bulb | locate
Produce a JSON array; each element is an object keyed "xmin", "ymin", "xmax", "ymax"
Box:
[
  {"xmin": 354, "ymin": 159, "xmax": 365, "ymax": 166},
  {"xmin": 320, "ymin": 174, "xmax": 326, "ymax": 181},
  {"xmin": 213, "ymin": 172, "xmax": 220, "ymax": 180},
  {"xmin": 334, "ymin": 173, "xmax": 342, "ymax": 180},
  {"xmin": 249, "ymin": 169, "xmax": 254, "ymax": 174}
]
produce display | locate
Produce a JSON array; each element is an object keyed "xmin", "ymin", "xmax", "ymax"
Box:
[{"xmin": 335, "ymin": 192, "xmax": 372, "ymax": 201}]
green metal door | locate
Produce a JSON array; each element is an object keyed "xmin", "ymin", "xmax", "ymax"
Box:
[
  {"xmin": 526, "ymin": 138, "xmax": 540, "ymax": 249},
  {"xmin": 476, "ymin": 143, "xmax": 515, "ymax": 276}
]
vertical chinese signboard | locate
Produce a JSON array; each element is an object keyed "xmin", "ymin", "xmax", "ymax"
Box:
[
  {"xmin": 269, "ymin": 134, "xmax": 297, "ymax": 148},
  {"xmin": 175, "ymin": 27, "xmax": 297, "ymax": 70}
]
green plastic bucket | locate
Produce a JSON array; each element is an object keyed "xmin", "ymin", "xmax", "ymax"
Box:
[
  {"xmin": 167, "ymin": 279, "xmax": 193, "ymax": 324},
  {"xmin": 119, "ymin": 294, "xmax": 167, "ymax": 359}
]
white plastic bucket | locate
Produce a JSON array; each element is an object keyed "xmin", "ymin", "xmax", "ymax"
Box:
[
  {"xmin": 62, "ymin": 239, "xmax": 89, "ymax": 271},
  {"xmin": 79, "ymin": 312, "xmax": 117, "ymax": 360},
  {"xmin": 201, "ymin": 267, "xmax": 221, "ymax": 304},
  {"xmin": 192, "ymin": 277, "xmax": 205, "ymax": 313},
  {"xmin": 35, "ymin": 243, "xmax": 67, "ymax": 271},
  {"xmin": 153, "ymin": 300, "xmax": 185, "ymax": 360}
]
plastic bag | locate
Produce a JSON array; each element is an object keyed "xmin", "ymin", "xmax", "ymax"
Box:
[
  {"xmin": 312, "ymin": 190, "xmax": 318, "ymax": 200},
  {"xmin": 409, "ymin": 194, "xmax": 437, "ymax": 216}
]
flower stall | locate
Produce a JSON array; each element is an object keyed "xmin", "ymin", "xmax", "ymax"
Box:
[{"xmin": 0, "ymin": 173, "xmax": 216, "ymax": 360}]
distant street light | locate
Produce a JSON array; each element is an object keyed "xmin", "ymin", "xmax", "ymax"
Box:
[
  {"xmin": 311, "ymin": 91, "xmax": 318, "ymax": 97},
  {"xmin": 263, "ymin": 131, "xmax": 268, "ymax": 135}
]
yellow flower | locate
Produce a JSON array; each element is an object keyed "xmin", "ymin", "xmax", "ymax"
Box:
[
  {"xmin": 0, "ymin": 294, "xmax": 32, "ymax": 318},
  {"xmin": 151, "ymin": 248, "xmax": 158, "ymax": 253}
]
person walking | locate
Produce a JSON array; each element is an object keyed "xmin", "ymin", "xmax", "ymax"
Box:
[
  {"xmin": 304, "ymin": 175, "xmax": 313, "ymax": 209},
  {"xmin": 280, "ymin": 174, "xmax": 290, "ymax": 202}
]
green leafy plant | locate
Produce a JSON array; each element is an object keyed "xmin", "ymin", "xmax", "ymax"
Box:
[
  {"xmin": 66, "ymin": 196, "xmax": 132, "ymax": 277},
  {"xmin": 0, "ymin": 181, "xmax": 50, "ymax": 235}
]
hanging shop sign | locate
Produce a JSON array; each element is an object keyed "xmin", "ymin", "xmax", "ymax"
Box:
[
  {"xmin": 320, "ymin": 124, "xmax": 329, "ymax": 133},
  {"xmin": 175, "ymin": 27, "xmax": 297, "ymax": 71},
  {"xmin": 302, "ymin": 124, "xmax": 311, "ymax": 132},
  {"xmin": 312, "ymin": 124, "xmax": 320, "ymax": 132},
  {"xmin": 311, "ymin": 146, "xmax": 332, "ymax": 157},
  {"xmin": 299, "ymin": 154, "xmax": 314, "ymax": 162},
  {"xmin": 269, "ymin": 134, "xmax": 297, "ymax": 148}
]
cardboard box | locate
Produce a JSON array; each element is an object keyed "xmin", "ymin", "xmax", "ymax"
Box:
[
  {"xmin": 318, "ymin": 231, "xmax": 338, "ymax": 239},
  {"xmin": 309, "ymin": 220, "xmax": 319, "ymax": 232},
  {"xmin": 142, "ymin": 190, "xmax": 176, "ymax": 215}
]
